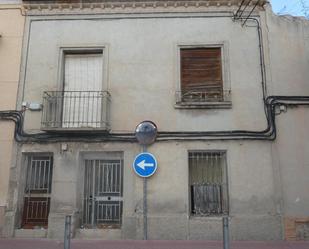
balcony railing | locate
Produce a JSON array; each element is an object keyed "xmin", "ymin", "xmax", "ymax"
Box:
[
  {"xmin": 175, "ymin": 88, "xmax": 231, "ymax": 104},
  {"xmin": 41, "ymin": 91, "xmax": 110, "ymax": 131}
]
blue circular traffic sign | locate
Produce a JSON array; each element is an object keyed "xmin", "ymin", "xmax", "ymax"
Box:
[{"xmin": 133, "ymin": 152, "xmax": 157, "ymax": 178}]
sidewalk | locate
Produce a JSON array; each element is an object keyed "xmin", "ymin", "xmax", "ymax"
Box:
[{"xmin": 0, "ymin": 239, "xmax": 309, "ymax": 249}]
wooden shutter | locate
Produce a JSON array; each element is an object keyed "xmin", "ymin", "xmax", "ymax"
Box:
[
  {"xmin": 181, "ymin": 48, "xmax": 223, "ymax": 101},
  {"xmin": 63, "ymin": 53, "xmax": 103, "ymax": 128},
  {"xmin": 64, "ymin": 53, "xmax": 103, "ymax": 92}
]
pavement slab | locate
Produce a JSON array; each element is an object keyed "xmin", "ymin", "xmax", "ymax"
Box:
[{"xmin": 0, "ymin": 239, "xmax": 309, "ymax": 249}]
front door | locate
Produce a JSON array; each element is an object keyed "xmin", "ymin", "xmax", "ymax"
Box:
[{"xmin": 83, "ymin": 159, "xmax": 123, "ymax": 228}]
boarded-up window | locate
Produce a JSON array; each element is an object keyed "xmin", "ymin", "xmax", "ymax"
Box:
[
  {"xmin": 22, "ymin": 155, "xmax": 53, "ymax": 228},
  {"xmin": 181, "ymin": 48, "xmax": 223, "ymax": 102},
  {"xmin": 189, "ymin": 151, "xmax": 228, "ymax": 216}
]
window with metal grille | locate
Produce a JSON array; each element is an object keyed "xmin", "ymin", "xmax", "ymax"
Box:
[
  {"xmin": 22, "ymin": 155, "xmax": 53, "ymax": 228},
  {"xmin": 189, "ymin": 151, "xmax": 228, "ymax": 216},
  {"xmin": 180, "ymin": 47, "xmax": 224, "ymax": 103},
  {"xmin": 83, "ymin": 159, "xmax": 123, "ymax": 229}
]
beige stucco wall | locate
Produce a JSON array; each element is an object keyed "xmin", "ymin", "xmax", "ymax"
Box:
[
  {"xmin": 0, "ymin": 3, "xmax": 24, "ymax": 236},
  {"xmin": 2, "ymin": 2, "xmax": 309, "ymax": 241},
  {"xmin": 21, "ymin": 15, "xmax": 266, "ymax": 132},
  {"xmin": 5, "ymin": 6, "xmax": 282, "ymax": 240},
  {"xmin": 9, "ymin": 140, "xmax": 278, "ymax": 240},
  {"xmin": 264, "ymin": 5, "xmax": 309, "ymax": 240}
]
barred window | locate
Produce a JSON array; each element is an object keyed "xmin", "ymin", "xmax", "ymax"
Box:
[
  {"xmin": 189, "ymin": 151, "xmax": 228, "ymax": 216},
  {"xmin": 22, "ymin": 154, "xmax": 53, "ymax": 228}
]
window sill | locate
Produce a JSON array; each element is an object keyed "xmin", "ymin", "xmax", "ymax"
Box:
[
  {"xmin": 14, "ymin": 228, "xmax": 47, "ymax": 238},
  {"xmin": 190, "ymin": 215, "xmax": 229, "ymax": 221},
  {"xmin": 80, "ymin": 226, "xmax": 121, "ymax": 230},
  {"xmin": 174, "ymin": 101, "xmax": 232, "ymax": 109}
]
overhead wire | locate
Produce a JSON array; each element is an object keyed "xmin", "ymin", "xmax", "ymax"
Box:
[
  {"xmin": 1, "ymin": 4, "xmax": 309, "ymax": 143},
  {"xmin": 1, "ymin": 96, "xmax": 309, "ymax": 142}
]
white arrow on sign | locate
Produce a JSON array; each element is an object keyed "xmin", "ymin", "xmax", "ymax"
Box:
[{"xmin": 137, "ymin": 160, "xmax": 154, "ymax": 170}]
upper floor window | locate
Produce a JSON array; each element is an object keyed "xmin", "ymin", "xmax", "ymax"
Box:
[
  {"xmin": 181, "ymin": 47, "xmax": 222, "ymax": 100},
  {"xmin": 176, "ymin": 45, "xmax": 231, "ymax": 108},
  {"xmin": 41, "ymin": 48, "xmax": 110, "ymax": 131},
  {"xmin": 62, "ymin": 52, "xmax": 104, "ymax": 128}
]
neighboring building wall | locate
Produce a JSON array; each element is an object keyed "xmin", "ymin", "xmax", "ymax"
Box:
[
  {"xmin": 0, "ymin": 1, "xmax": 24, "ymax": 237},
  {"xmin": 265, "ymin": 6, "xmax": 309, "ymax": 240}
]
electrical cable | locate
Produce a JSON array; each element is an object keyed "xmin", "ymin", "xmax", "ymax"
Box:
[
  {"xmin": 1, "ymin": 8, "xmax": 309, "ymax": 143},
  {"xmin": 1, "ymin": 96, "xmax": 309, "ymax": 143}
]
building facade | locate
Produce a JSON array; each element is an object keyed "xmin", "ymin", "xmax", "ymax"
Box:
[
  {"xmin": 0, "ymin": 0, "xmax": 24, "ymax": 237},
  {"xmin": 1, "ymin": 0, "xmax": 309, "ymax": 241}
]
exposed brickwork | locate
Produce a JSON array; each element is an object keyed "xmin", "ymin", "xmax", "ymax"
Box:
[{"xmin": 285, "ymin": 217, "xmax": 309, "ymax": 241}]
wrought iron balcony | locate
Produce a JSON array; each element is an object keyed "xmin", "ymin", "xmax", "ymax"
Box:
[
  {"xmin": 177, "ymin": 87, "xmax": 231, "ymax": 102},
  {"xmin": 175, "ymin": 87, "xmax": 231, "ymax": 107},
  {"xmin": 41, "ymin": 91, "xmax": 110, "ymax": 131}
]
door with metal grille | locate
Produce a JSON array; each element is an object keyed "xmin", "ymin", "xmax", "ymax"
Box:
[
  {"xmin": 22, "ymin": 155, "xmax": 53, "ymax": 228},
  {"xmin": 83, "ymin": 159, "xmax": 123, "ymax": 228}
]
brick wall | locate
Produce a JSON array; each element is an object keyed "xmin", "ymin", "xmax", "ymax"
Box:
[{"xmin": 285, "ymin": 217, "xmax": 309, "ymax": 241}]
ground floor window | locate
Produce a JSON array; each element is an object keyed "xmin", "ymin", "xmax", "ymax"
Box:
[
  {"xmin": 82, "ymin": 158, "xmax": 123, "ymax": 229},
  {"xmin": 22, "ymin": 154, "xmax": 53, "ymax": 228},
  {"xmin": 189, "ymin": 151, "xmax": 228, "ymax": 216}
]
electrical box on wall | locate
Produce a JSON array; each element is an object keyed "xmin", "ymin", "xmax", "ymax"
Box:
[
  {"xmin": 28, "ymin": 103, "xmax": 42, "ymax": 111},
  {"xmin": 22, "ymin": 102, "xmax": 42, "ymax": 111}
]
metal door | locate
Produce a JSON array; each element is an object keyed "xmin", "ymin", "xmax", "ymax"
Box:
[{"xmin": 83, "ymin": 159, "xmax": 123, "ymax": 228}]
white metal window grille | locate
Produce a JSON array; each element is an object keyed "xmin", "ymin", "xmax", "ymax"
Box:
[
  {"xmin": 189, "ymin": 151, "xmax": 228, "ymax": 216},
  {"xmin": 83, "ymin": 159, "xmax": 123, "ymax": 228},
  {"xmin": 63, "ymin": 53, "xmax": 103, "ymax": 128},
  {"xmin": 22, "ymin": 155, "xmax": 53, "ymax": 228}
]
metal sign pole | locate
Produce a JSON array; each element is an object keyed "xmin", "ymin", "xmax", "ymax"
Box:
[
  {"xmin": 223, "ymin": 216, "xmax": 230, "ymax": 249},
  {"xmin": 142, "ymin": 145, "xmax": 148, "ymax": 240},
  {"xmin": 134, "ymin": 121, "xmax": 158, "ymax": 241},
  {"xmin": 64, "ymin": 215, "xmax": 71, "ymax": 249}
]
